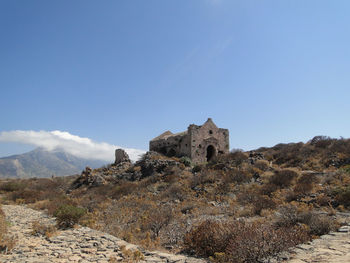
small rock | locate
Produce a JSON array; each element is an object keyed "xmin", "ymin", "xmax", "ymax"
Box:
[{"xmin": 338, "ymin": 226, "xmax": 350, "ymax": 232}]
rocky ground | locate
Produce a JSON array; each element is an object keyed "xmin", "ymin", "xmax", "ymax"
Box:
[
  {"xmin": 286, "ymin": 224, "xmax": 350, "ymax": 263},
  {"xmin": 1, "ymin": 204, "xmax": 350, "ymax": 263},
  {"xmin": 0, "ymin": 205, "xmax": 205, "ymax": 263}
]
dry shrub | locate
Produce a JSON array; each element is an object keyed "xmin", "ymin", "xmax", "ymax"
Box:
[
  {"xmin": 237, "ymin": 188, "xmax": 276, "ymax": 215},
  {"xmin": 268, "ymin": 169, "xmax": 298, "ymax": 188},
  {"xmin": 333, "ymin": 186, "xmax": 350, "ymax": 208},
  {"xmin": 141, "ymin": 174, "xmax": 160, "ymax": 187},
  {"xmin": 298, "ymin": 212, "xmax": 338, "ymax": 236},
  {"xmin": 224, "ymin": 169, "xmax": 251, "ymax": 184},
  {"xmin": 294, "ymin": 173, "xmax": 318, "ymax": 195},
  {"xmin": 30, "ymin": 194, "xmax": 76, "ymax": 215},
  {"xmin": 190, "ymin": 170, "xmax": 218, "ymax": 188},
  {"xmin": 10, "ymin": 189, "xmax": 41, "ymax": 203},
  {"xmin": 255, "ymin": 137, "xmax": 350, "ymax": 170},
  {"xmin": 252, "ymin": 195, "xmax": 276, "ymax": 215},
  {"xmin": 0, "ymin": 205, "xmax": 16, "ymax": 253},
  {"xmin": 141, "ymin": 206, "xmax": 173, "ymax": 238},
  {"xmin": 30, "ymin": 199, "xmax": 53, "ymax": 211},
  {"xmin": 284, "ymin": 189, "xmax": 300, "ymax": 202},
  {"xmin": 163, "ymin": 173, "xmax": 178, "ymax": 184},
  {"xmin": 183, "ymin": 220, "xmax": 232, "ymax": 257},
  {"xmin": 2, "ymin": 177, "xmax": 69, "ymax": 205},
  {"xmin": 163, "ymin": 165, "xmax": 182, "ymax": 177},
  {"xmin": 0, "ymin": 181, "xmax": 25, "ymax": 192},
  {"xmin": 54, "ymin": 204, "xmax": 86, "ymax": 229},
  {"xmin": 275, "ymin": 205, "xmax": 337, "ymax": 236},
  {"xmin": 31, "ymin": 178, "xmax": 60, "ymax": 192},
  {"xmin": 199, "ymin": 170, "xmax": 218, "ymax": 184},
  {"xmin": 236, "ymin": 205, "xmax": 255, "ymax": 218},
  {"xmin": 111, "ymin": 181, "xmax": 138, "ymax": 200},
  {"xmin": 259, "ymin": 183, "xmax": 279, "ymax": 196},
  {"xmin": 227, "ymin": 151, "xmax": 248, "ymax": 166},
  {"xmin": 184, "ymin": 220, "xmax": 309, "ymax": 262},
  {"xmin": 316, "ymin": 194, "xmax": 332, "ymax": 207},
  {"xmin": 161, "ymin": 183, "xmax": 188, "ymax": 201},
  {"xmin": 274, "ymin": 205, "xmax": 299, "ymax": 227},
  {"xmin": 120, "ymin": 245, "xmax": 144, "ymax": 262},
  {"xmin": 225, "ymin": 224, "xmax": 309, "ymax": 263},
  {"xmin": 31, "ymin": 220, "xmax": 57, "ymax": 238},
  {"xmin": 210, "ymin": 151, "xmax": 248, "ymax": 167},
  {"xmin": 254, "ymin": 160, "xmax": 270, "ymax": 172}
]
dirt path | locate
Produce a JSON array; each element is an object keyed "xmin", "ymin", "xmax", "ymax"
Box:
[
  {"xmin": 286, "ymin": 224, "xmax": 350, "ymax": 263},
  {"xmin": 0, "ymin": 205, "xmax": 205, "ymax": 263}
]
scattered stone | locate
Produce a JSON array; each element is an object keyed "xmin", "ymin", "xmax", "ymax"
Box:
[
  {"xmin": 71, "ymin": 166, "xmax": 107, "ymax": 189},
  {"xmin": 248, "ymin": 151, "xmax": 265, "ymax": 164}
]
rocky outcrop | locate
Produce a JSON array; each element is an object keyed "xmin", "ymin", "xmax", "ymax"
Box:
[
  {"xmin": 248, "ymin": 151, "xmax": 265, "ymax": 165},
  {"xmin": 0, "ymin": 205, "xmax": 205, "ymax": 263},
  {"xmin": 71, "ymin": 167, "xmax": 107, "ymax": 189},
  {"xmin": 71, "ymin": 151, "xmax": 183, "ymax": 187},
  {"xmin": 136, "ymin": 151, "xmax": 181, "ymax": 179}
]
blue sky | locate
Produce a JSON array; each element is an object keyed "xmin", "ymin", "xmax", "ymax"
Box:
[{"xmin": 1, "ymin": 0, "xmax": 350, "ymax": 159}]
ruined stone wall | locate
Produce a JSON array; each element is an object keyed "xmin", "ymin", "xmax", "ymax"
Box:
[{"xmin": 149, "ymin": 134, "xmax": 190, "ymax": 157}]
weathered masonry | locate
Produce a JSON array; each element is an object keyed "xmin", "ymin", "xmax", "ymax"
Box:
[{"xmin": 149, "ymin": 118, "xmax": 229, "ymax": 163}]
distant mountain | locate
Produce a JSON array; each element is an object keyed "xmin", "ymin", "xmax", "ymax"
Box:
[{"xmin": 0, "ymin": 148, "xmax": 106, "ymax": 178}]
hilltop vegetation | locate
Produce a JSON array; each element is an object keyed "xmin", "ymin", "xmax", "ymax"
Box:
[
  {"xmin": 1, "ymin": 136, "xmax": 350, "ymax": 262},
  {"xmin": 257, "ymin": 135, "xmax": 350, "ymax": 170}
]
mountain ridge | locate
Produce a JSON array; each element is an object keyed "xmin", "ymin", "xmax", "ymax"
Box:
[{"xmin": 0, "ymin": 148, "xmax": 106, "ymax": 178}]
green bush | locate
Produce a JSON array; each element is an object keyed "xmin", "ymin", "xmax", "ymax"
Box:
[
  {"xmin": 340, "ymin": 165, "xmax": 350, "ymax": 174},
  {"xmin": 192, "ymin": 164, "xmax": 204, "ymax": 173},
  {"xmin": 54, "ymin": 204, "xmax": 86, "ymax": 229},
  {"xmin": 180, "ymin": 156, "xmax": 192, "ymax": 167}
]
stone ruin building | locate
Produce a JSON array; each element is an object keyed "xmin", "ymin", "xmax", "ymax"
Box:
[{"xmin": 149, "ymin": 118, "xmax": 229, "ymax": 164}]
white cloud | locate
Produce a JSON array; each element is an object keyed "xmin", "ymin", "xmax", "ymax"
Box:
[{"xmin": 0, "ymin": 130, "xmax": 146, "ymax": 162}]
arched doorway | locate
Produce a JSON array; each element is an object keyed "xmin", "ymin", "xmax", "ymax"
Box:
[{"xmin": 206, "ymin": 145, "xmax": 216, "ymax": 162}]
